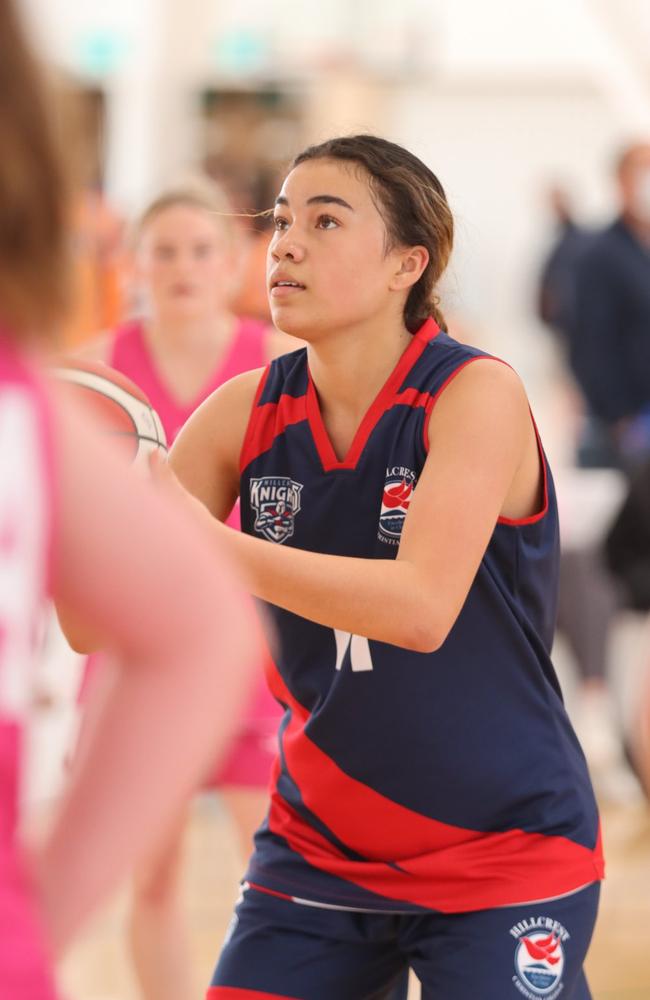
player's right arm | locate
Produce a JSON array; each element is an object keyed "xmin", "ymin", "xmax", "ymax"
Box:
[
  {"xmin": 169, "ymin": 366, "xmax": 266, "ymax": 521},
  {"xmin": 34, "ymin": 389, "xmax": 262, "ymax": 956}
]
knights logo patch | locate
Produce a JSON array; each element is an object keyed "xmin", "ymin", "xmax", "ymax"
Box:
[{"xmin": 250, "ymin": 476, "xmax": 303, "ymax": 544}]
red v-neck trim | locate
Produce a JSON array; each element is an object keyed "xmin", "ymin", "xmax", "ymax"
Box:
[{"xmin": 306, "ymin": 318, "xmax": 440, "ymax": 472}]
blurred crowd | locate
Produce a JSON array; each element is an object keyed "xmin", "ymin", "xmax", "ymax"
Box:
[{"xmin": 537, "ymin": 141, "xmax": 650, "ymax": 802}]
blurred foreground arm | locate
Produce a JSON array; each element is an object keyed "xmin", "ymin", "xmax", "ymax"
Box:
[{"xmin": 34, "ymin": 391, "xmax": 261, "ymax": 956}]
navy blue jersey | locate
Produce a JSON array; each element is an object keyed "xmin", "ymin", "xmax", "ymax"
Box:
[{"xmin": 238, "ymin": 318, "xmax": 604, "ymax": 914}]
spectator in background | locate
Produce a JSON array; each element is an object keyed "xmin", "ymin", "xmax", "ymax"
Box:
[
  {"xmin": 604, "ymin": 450, "xmax": 650, "ymax": 801},
  {"xmin": 62, "ymin": 181, "xmax": 126, "ymax": 349},
  {"xmin": 536, "ymin": 180, "xmax": 634, "ymax": 801},
  {"xmin": 537, "ymin": 183, "xmax": 589, "ymax": 343},
  {"xmin": 569, "ymin": 141, "xmax": 650, "ymax": 472}
]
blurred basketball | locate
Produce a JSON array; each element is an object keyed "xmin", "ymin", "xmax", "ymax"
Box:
[{"xmin": 52, "ymin": 358, "xmax": 167, "ymax": 466}]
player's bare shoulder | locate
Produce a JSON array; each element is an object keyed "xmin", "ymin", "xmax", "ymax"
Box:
[{"xmin": 427, "ymin": 357, "xmax": 529, "ymax": 445}]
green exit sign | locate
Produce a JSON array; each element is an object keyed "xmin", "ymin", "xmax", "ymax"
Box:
[
  {"xmin": 214, "ymin": 29, "xmax": 268, "ymax": 74},
  {"xmin": 76, "ymin": 30, "xmax": 130, "ymax": 77}
]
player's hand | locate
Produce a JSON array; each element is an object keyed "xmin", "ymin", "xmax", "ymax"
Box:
[{"xmin": 149, "ymin": 450, "xmax": 218, "ymax": 527}]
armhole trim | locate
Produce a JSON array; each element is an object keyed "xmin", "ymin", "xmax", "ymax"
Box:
[{"xmin": 422, "ymin": 356, "xmax": 549, "ymax": 526}]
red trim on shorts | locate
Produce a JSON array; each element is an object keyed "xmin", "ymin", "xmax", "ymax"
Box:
[
  {"xmin": 264, "ymin": 659, "xmax": 604, "ymax": 913},
  {"xmin": 207, "ymin": 989, "xmax": 298, "ymax": 999},
  {"xmin": 246, "ymin": 881, "xmax": 294, "ymax": 902},
  {"xmin": 306, "ymin": 318, "xmax": 440, "ymax": 472}
]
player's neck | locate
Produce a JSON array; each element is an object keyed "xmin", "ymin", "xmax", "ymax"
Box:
[
  {"xmin": 145, "ymin": 312, "xmax": 236, "ymax": 356},
  {"xmin": 307, "ymin": 315, "xmax": 412, "ymax": 422}
]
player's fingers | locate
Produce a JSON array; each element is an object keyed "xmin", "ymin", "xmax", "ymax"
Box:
[{"xmin": 148, "ymin": 449, "xmax": 168, "ymax": 474}]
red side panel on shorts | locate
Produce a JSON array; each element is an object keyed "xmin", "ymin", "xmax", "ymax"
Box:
[{"xmin": 207, "ymin": 988, "xmax": 299, "ymax": 999}]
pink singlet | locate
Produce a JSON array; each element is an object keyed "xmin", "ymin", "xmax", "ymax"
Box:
[
  {"xmin": 0, "ymin": 335, "xmax": 58, "ymax": 997},
  {"xmin": 108, "ymin": 317, "xmax": 281, "ymax": 788}
]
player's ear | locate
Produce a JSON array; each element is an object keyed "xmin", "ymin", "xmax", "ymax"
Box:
[{"xmin": 389, "ymin": 246, "xmax": 429, "ymax": 292}]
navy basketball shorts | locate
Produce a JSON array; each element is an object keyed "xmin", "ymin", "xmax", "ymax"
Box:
[{"xmin": 207, "ymin": 881, "xmax": 600, "ymax": 1000}]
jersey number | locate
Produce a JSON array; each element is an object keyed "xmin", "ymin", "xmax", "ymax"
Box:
[{"xmin": 333, "ymin": 630, "xmax": 374, "ymax": 672}]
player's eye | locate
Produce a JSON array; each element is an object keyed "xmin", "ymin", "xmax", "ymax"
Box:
[
  {"xmin": 316, "ymin": 215, "xmax": 339, "ymax": 230},
  {"xmin": 194, "ymin": 242, "xmax": 214, "ymax": 258},
  {"xmin": 273, "ymin": 215, "xmax": 290, "ymax": 231},
  {"xmin": 154, "ymin": 245, "xmax": 175, "ymax": 261}
]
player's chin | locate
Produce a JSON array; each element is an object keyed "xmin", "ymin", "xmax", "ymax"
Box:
[
  {"xmin": 164, "ymin": 295, "xmax": 203, "ymax": 316},
  {"xmin": 269, "ymin": 304, "xmax": 313, "ymax": 340}
]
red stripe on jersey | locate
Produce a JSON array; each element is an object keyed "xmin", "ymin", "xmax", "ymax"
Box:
[
  {"xmin": 392, "ymin": 387, "xmax": 434, "ymax": 409},
  {"xmin": 240, "ymin": 380, "xmax": 308, "ymax": 472},
  {"xmin": 207, "ymin": 989, "xmax": 299, "ymax": 999},
  {"xmin": 265, "ymin": 661, "xmax": 604, "ymax": 912}
]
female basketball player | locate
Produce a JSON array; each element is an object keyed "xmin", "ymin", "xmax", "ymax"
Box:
[
  {"xmin": 76, "ymin": 184, "xmax": 290, "ymax": 1000},
  {"xmin": 0, "ymin": 3, "xmax": 260, "ymax": 995},
  {"xmin": 167, "ymin": 135, "xmax": 605, "ymax": 1000}
]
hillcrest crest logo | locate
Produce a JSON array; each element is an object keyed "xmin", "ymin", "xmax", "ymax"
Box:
[{"xmin": 377, "ymin": 465, "xmax": 417, "ymax": 546}]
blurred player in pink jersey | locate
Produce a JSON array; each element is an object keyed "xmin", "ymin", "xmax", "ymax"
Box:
[
  {"xmin": 74, "ymin": 181, "xmax": 290, "ymax": 1000},
  {"xmin": 0, "ymin": 3, "xmax": 261, "ymax": 996}
]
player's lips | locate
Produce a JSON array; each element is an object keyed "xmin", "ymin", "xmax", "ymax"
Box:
[
  {"xmin": 169, "ymin": 282, "xmax": 196, "ymax": 297},
  {"xmin": 269, "ymin": 272, "xmax": 306, "ymax": 298}
]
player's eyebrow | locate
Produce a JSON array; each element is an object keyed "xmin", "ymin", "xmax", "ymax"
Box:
[{"xmin": 275, "ymin": 194, "xmax": 354, "ymax": 211}]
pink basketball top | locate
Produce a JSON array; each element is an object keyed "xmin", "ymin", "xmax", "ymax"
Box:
[
  {"xmin": 0, "ymin": 334, "xmax": 58, "ymax": 997},
  {"xmin": 109, "ymin": 316, "xmax": 268, "ymax": 446}
]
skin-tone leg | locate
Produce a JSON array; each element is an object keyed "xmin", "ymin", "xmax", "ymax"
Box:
[
  {"xmin": 127, "ymin": 786, "xmax": 269, "ymax": 1000},
  {"xmin": 219, "ymin": 785, "xmax": 270, "ymax": 861},
  {"xmin": 127, "ymin": 805, "xmax": 196, "ymax": 1000}
]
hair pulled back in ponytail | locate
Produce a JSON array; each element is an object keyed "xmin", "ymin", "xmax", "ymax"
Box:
[{"xmin": 293, "ymin": 135, "xmax": 453, "ymax": 332}]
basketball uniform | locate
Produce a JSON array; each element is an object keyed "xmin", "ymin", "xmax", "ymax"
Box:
[
  {"xmin": 0, "ymin": 335, "xmax": 58, "ymax": 998},
  {"xmin": 209, "ymin": 318, "xmax": 603, "ymax": 999},
  {"xmin": 108, "ymin": 317, "xmax": 282, "ymax": 787}
]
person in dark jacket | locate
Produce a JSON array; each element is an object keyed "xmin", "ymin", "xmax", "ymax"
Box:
[{"xmin": 569, "ymin": 142, "xmax": 650, "ymax": 472}]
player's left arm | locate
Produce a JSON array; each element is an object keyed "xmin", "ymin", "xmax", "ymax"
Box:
[{"xmin": 174, "ymin": 360, "xmax": 538, "ymax": 651}]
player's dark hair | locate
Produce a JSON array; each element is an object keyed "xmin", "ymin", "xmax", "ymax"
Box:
[
  {"xmin": 293, "ymin": 135, "xmax": 453, "ymax": 332},
  {"xmin": 0, "ymin": 0, "xmax": 70, "ymax": 338}
]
